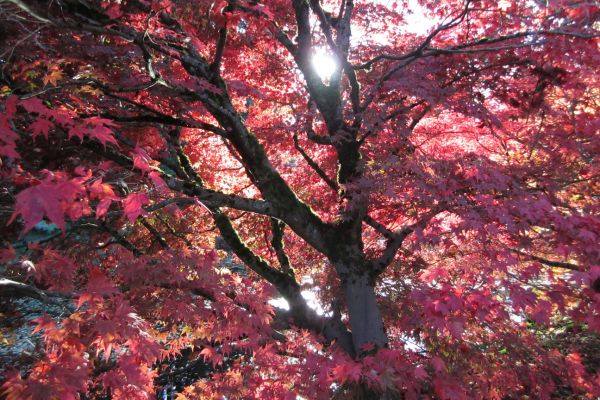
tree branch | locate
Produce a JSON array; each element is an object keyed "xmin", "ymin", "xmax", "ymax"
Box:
[
  {"xmin": 141, "ymin": 217, "xmax": 169, "ymax": 249},
  {"xmin": 0, "ymin": 277, "xmax": 72, "ymax": 307},
  {"xmin": 356, "ymin": 0, "xmax": 473, "ymax": 70},
  {"xmin": 270, "ymin": 218, "xmax": 294, "ymax": 276},
  {"xmin": 0, "ymin": 277, "xmax": 48, "ymax": 301},
  {"xmin": 293, "ymin": 132, "xmax": 338, "ymax": 190},
  {"xmin": 212, "ymin": 210, "xmax": 290, "ymax": 286},
  {"xmin": 102, "ymin": 221, "xmax": 144, "ymax": 257},
  {"xmin": 370, "ymin": 207, "xmax": 445, "ymax": 275},
  {"xmin": 210, "ymin": 27, "xmax": 228, "ymax": 73},
  {"xmin": 511, "ymin": 248, "xmax": 580, "ymax": 271},
  {"xmin": 363, "ymin": 215, "xmax": 395, "ymax": 239}
]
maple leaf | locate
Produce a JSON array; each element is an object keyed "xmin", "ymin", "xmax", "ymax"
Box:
[
  {"xmin": 8, "ymin": 175, "xmax": 87, "ymax": 232},
  {"xmin": 67, "ymin": 125, "xmax": 86, "ymax": 142},
  {"xmin": 95, "ymin": 198, "xmax": 113, "ymax": 219},
  {"xmin": 149, "ymin": 171, "xmax": 169, "ymax": 194},
  {"xmin": 31, "ymin": 314, "xmax": 57, "ymax": 336},
  {"xmin": 5, "ymin": 95, "xmax": 18, "ymax": 116},
  {"xmin": 414, "ymin": 366, "xmax": 428, "ymax": 380},
  {"xmin": 9, "ymin": 181, "xmax": 66, "ymax": 232},
  {"xmin": 33, "ymin": 248, "xmax": 78, "ymax": 291},
  {"xmin": 200, "ymin": 346, "xmax": 224, "ymax": 367},
  {"xmin": 42, "ymin": 68, "xmax": 63, "ymax": 86},
  {"xmin": 84, "ymin": 119, "xmax": 119, "ymax": 147},
  {"xmin": 79, "ymin": 85, "xmax": 103, "ymax": 96},
  {"xmin": 85, "ymin": 267, "xmax": 118, "ymax": 296},
  {"xmin": 88, "ymin": 178, "xmax": 118, "ymax": 200},
  {"xmin": 29, "ymin": 118, "xmax": 54, "ymax": 139},
  {"xmin": 330, "ymin": 360, "xmax": 362, "ymax": 384},
  {"xmin": 122, "ymin": 193, "xmax": 150, "ymax": 222},
  {"xmin": 0, "ymin": 116, "xmax": 20, "ymax": 158},
  {"xmin": 431, "ymin": 356, "xmax": 446, "ymax": 373},
  {"xmin": 21, "ymin": 98, "xmax": 50, "ymax": 116},
  {"xmin": 68, "ymin": 118, "xmax": 118, "ymax": 147},
  {"xmin": 132, "ymin": 148, "xmax": 153, "ymax": 172}
]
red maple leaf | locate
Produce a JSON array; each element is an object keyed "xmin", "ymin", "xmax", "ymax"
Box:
[
  {"xmin": 9, "ymin": 181, "xmax": 66, "ymax": 232},
  {"xmin": 29, "ymin": 118, "xmax": 54, "ymax": 139},
  {"xmin": 122, "ymin": 193, "xmax": 150, "ymax": 222},
  {"xmin": 21, "ymin": 98, "xmax": 50, "ymax": 116},
  {"xmin": 330, "ymin": 360, "xmax": 363, "ymax": 384}
]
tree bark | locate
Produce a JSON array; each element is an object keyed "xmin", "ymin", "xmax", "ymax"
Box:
[{"xmin": 342, "ymin": 273, "xmax": 388, "ymax": 353}]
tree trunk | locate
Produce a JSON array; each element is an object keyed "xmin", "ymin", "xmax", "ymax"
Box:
[
  {"xmin": 342, "ymin": 273, "xmax": 388, "ymax": 353},
  {"xmin": 333, "ymin": 382, "xmax": 401, "ymax": 400}
]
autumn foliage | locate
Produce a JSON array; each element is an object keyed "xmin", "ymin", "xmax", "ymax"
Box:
[{"xmin": 0, "ymin": 0, "xmax": 599, "ymax": 398}]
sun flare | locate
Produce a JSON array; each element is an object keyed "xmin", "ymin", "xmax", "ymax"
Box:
[{"xmin": 312, "ymin": 50, "xmax": 338, "ymax": 81}]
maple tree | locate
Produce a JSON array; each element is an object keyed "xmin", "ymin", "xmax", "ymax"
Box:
[{"xmin": 0, "ymin": 0, "xmax": 599, "ymax": 398}]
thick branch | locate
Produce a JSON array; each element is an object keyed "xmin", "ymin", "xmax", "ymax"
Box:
[
  {"xmin": 82, "ymin": 138, "xmax": 279, "ymax": 218},
  {"xmin": 0, "ymin": 277, "xmax": 71, "ymax": 307},
  {"xmin": 213, "ymin": 210, "xmax": 290, "ymax": 286},
  {"xmin": 0, "ymin": 277, "xmax": 47, "ymax": 301}
]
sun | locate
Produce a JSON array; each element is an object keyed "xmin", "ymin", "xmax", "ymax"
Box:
[{"xmin": 312, "ymin": 50, "xmax": 339, "ymax": 81}]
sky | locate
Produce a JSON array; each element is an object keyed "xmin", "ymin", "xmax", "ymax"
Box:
[{"xmin": 312, "ymin": 0, "xmax": 437, "ymax": 79}]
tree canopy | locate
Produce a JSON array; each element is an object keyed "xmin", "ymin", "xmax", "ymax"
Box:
[{"xmin": 0, "ymin": 0, "xmax": 599, "ymax": 398}]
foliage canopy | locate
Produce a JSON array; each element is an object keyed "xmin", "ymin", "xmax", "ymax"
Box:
[{"xmin": 0, "ymin": 0, "xmax": 599, "ymax": 398}]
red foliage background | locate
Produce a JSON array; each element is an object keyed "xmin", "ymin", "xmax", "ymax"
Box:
[{"xmin": 0, "ymin": 0, "xmax": 599, "ymax": 398}]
